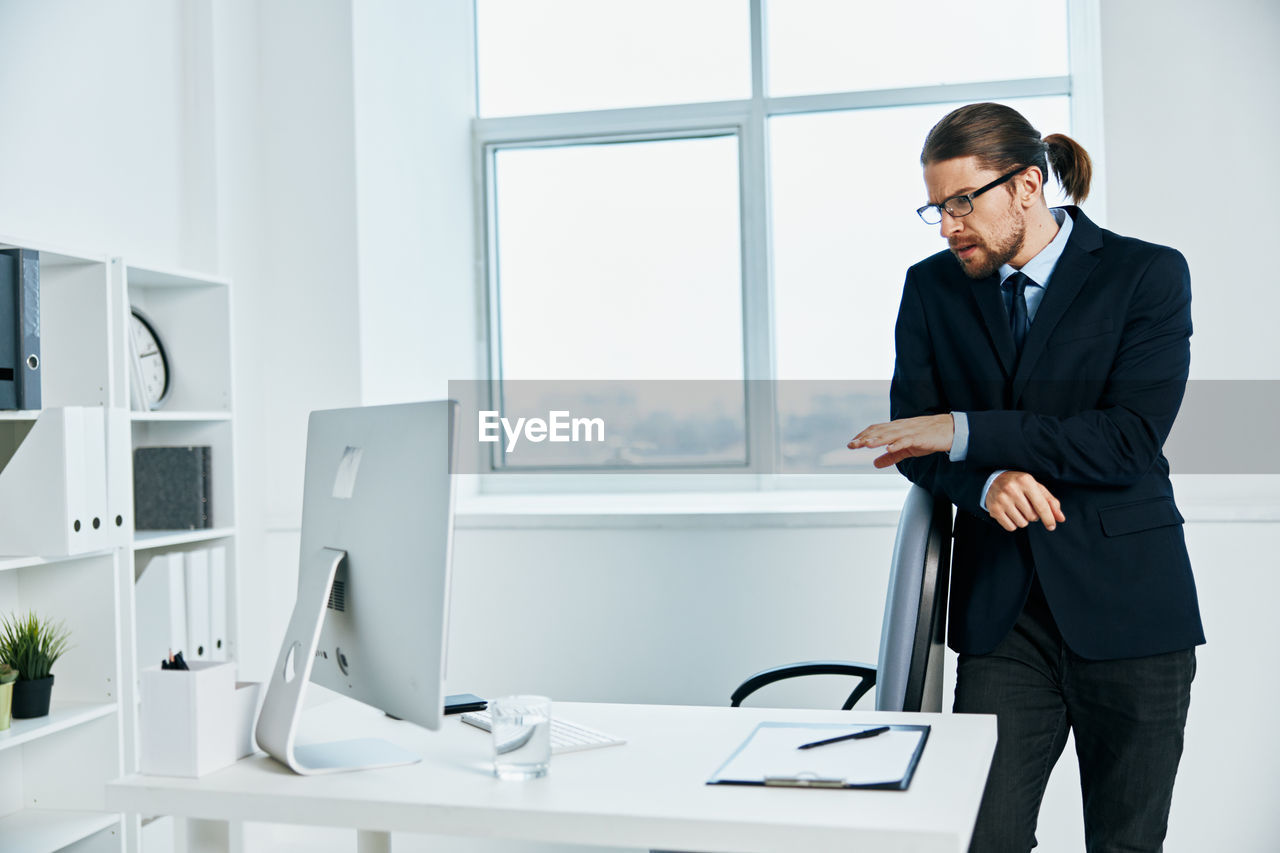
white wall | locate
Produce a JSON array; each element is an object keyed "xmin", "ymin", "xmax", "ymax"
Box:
[
  {"xmin": 208, "ymin": 0, "xmax": 482, "ymax": 685},
  {"xmin": 206, "ymin": 0, "xmax": 368, "ymax": 683},
  {"xmin": 350, "ymin": 0, "xmax": 480, "ymax": 405},
  {"xmin": 1102, "ymin": 0, "xmax": 1280, "ymax": 379},
  {"xmin": 0, "ymin": 0, "xmax": 194, "ymax": 264}
]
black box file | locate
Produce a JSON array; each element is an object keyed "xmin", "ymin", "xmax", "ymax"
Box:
[{"xmin": 134, "ymin": 446, "xmax": 213, "ymax": 530}]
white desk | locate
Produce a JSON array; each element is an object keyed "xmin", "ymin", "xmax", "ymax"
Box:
[{"xmin": 107, "ymin": 699, "xmax": 996, "ymax": 853}]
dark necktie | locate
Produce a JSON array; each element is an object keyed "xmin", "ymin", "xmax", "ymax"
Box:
[{"xmin": 1003, "ymin": 272, "xmax": 1031, "ymax": 359}]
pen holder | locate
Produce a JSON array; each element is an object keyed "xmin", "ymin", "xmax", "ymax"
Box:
[{"xmin": 140, "ymin": 660, "xmax": 236, "ymax": 777}]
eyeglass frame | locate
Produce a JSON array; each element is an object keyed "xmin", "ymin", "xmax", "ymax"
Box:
[{"xmin": 916, "ymin": 166, "xmax": 1029, "ymax": 225}]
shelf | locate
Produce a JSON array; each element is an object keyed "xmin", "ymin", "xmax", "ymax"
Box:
[
  {"xmin": 131, "ymin": 410, "xmax": 232, "ymax": 423},
  {"xmin": 0, "ymin": 808, "xmax": 120, "ymax": 853},
  {"xmin": 0, "ymin": 237, "xmax": 239, "ymax": 852},
  {"xmin": 0, "ymin": 550, "xmax": 115, "ymax": 574},
  {"xmin": 132, "ymin": 528, "xmax": 235, "ymax": 552},
  {"xmin": 125, "ymin": 263, "xmax": 230, "ymax": 290},
  {"xmin": 0, "ymin": 234, "xmax": 108, "ymax": 267},
  {"xmin": 0, "ymin": 701, "xmax": 117, "ymax": 753}
]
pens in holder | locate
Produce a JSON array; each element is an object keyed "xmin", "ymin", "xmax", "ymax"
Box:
[
  {"xmin": 797, "ymin": 725, "xmax": 891, "ymax": 750},
  {"xmin": 161, "ymin": 650, "xmax": 190, "ymax": 671}
]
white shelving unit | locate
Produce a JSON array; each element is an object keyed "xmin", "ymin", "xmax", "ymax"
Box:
[
  {"xmin": 0, "ymin": 238, "xmax": 127, "ymax": 853},
  {"xmin": 0, "ymin": 238, "xmax": 238, "ymax": 853}
]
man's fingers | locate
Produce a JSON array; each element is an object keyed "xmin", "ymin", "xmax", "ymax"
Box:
[
  {"xmin": 849, "ymin": 423, "xmax": 892, "ymax": 448},
  {"xmin": 1011, "ymin": 491, "xmax": 1037, "ymax": 528},
  {"xmin": 1044, "ymin": 488, "xmax": 1066, "ymax": 523},
  {"xmin": 1028, "ymin": 488, "xmax": 1057, "ymax": 531},
  {"xmin": 1034, "ymin": 483, "xmax": 1067, "ymax": 524},
  {"xmin": 997, "ymin": 495, "xmax": 1029, "ymax": 528},
  {"xmin": 872, "ymin": 453, "xmax": 898, "ymax": 469},
  {"xmin": 872, "ymin": 447, "xmax": 914, "ymax": 468},
  {"xmin": 988, "ymin": 473, "xmax": 1068, "ymax": 532}
]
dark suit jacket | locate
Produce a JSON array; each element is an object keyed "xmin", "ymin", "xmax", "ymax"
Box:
[{"xmin": 891, "ymin": 206, "xmax": 1204, "ymax": 660}]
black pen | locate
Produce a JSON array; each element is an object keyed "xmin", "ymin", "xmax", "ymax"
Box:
[{"xmin": 797, "ymin": 726, "xmax": 891, "ymax": 750}]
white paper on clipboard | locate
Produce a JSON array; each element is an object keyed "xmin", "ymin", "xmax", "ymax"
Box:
[{"xmin": 708, "ymin": 723, "xmax": 927, "ymax": 788}]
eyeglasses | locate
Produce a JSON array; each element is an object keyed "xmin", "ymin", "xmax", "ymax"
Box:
[{"xmin": 916, "ymin": 167, "xmax": 1027, "ymax": 225}]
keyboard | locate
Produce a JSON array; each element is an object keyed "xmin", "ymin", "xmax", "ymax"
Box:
[{"xmin": 460, "ymin": 710, "xmax": 626, "ymax": 754}]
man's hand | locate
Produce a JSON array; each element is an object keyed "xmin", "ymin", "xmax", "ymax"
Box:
[
  {"xmin": 847, "ymin": 414, "xmax": 955, "ymax": 469},
  {"xmin": 986, "ymin": 471, "xmax": 1067, "ymax": 532}
]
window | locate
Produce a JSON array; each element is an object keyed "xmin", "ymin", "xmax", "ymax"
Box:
[
  {"xmin": 474, "ymin": 0, "xmax": 1088, "ymax": 481},
  {"xmin": 489, "ymin": 136, "xmax": 749, "ymax": 470},
  {"xmin": 766, "ymin": 0, "xmax": 1069, "ymax": 97},
  {"xmin": 476, "ymin": 0, "xmax": 751, "ymax": 116}
]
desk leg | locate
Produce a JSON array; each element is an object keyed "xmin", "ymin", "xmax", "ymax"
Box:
[
  {"xmin": 181, "ymin": 817, "xmax": 230, "ymax": 853},
  {"xmin": 357, "ymin": 830, "xmax": 392, "ymax": 853}
]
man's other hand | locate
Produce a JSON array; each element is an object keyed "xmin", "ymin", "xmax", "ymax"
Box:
[
  {"xmin": 848, "ymin": 414, "xmax": 955, "ymax": 468},
  {"xmin": 986, "ymin": 471, "xmax": 1067, "ymax": 532}
]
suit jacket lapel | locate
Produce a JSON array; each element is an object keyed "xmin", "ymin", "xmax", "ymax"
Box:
[
  {"xmin": 971, "ymin": 274, "xmax": 1017, "ymax": 377},
  {"xmin": 1011, "ymin": 207, "xmax": 1104, "ymax": 405}
]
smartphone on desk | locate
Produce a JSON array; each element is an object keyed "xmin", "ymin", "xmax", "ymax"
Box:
[{"xmin": 444, "ymin": 693, "xmax": 488, "ymax": 715}]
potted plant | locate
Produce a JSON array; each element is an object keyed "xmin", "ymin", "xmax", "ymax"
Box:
[
  {"xmin": 0, "ymin": 611, "xmax": 71, "ymax": 719},
  {"xmin": 0, "ymin": 663, "xmax": 16, "ymax": 730}
]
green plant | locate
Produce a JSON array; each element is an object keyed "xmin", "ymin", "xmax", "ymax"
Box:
[
  {"xmin": 0, "ymin": 612, "xmax": 71, "ymax": 681},
  {"xmin": 0, "ymin": 663, "xmax": 16, "ymax": 684}
]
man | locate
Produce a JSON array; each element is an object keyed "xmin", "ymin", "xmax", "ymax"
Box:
[{"xmin": 849, "ymin": 103, "xmax": 1203, "ymax": 853}]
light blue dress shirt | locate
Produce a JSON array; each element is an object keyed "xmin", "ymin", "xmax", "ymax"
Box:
[{"xmin": 948, "ymin": 207, "xmax": 1074, "ymax": 509}]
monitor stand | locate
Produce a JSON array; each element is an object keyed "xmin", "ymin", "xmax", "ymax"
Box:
[{"xmin": 255, "ymin": 547, "xmax": 422, "ymax": 775}]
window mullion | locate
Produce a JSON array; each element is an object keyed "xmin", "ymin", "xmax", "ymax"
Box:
[
  {"xmin": 741, "ymin": 0, "xmax": 778, "ymax": 476},
  {"xmin": 763, "ymin": 76, "xmax": 1072, "ymax": 118}
]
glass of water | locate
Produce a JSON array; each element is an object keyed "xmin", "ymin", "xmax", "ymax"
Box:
[{"xmin": 490, "ymin": 694, "xmax": 551, "ymax": 780}]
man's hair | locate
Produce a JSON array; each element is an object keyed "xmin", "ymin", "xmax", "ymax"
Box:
[{"xmin": 920, "ymin": 102, "xmax": 1092, "ymax": 204}]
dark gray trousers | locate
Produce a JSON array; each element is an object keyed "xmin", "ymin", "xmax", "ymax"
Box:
[{"xmin": 955, "ymin": 576, "xmax": 1196, "ymax": 853}]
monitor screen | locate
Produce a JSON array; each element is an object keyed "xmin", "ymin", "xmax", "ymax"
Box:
[
  {"xmin": 303, "ymin": 400, "xmax": 457, "ymax": 730},
  {"xmin": 257, "ymin": 400, "xmax": 458, "ymax": 774}
]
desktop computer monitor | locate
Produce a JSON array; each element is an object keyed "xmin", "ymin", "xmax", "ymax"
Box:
[{"xmin": 256, "ymin": 400, "xmax": 458, "ymax": 775}]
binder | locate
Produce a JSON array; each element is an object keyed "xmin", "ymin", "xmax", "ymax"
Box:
[
  {"xmin": 0, "ymin": 248, "xmax": 40, "ymax": 410},
  {"xmin": 133, "ymin": 445, "xmax": 213, "ymax": 530},
  {"xmin": 185, "ymin": 548, "xmax": 211, "ymax": 660},
  {"xmin": 707, "ymin": 722, "xmax": 930, "ymax": 791},
  {"xmin": 78, "ymin": 405, "xmax": 109, "ymax": 551},
  {"xmin": 0, "ymin": 407, "xmax": 104, "ymax": 556},
  {"xmin": 62, "ymin": 406, "xmax": 89, "ymax": 543},
  {"xmin": 136, "ymin": 551, "xmax": 188, "ymax": 670},
  {"xmin": 104, "ymin": 407, "xmax": 133, "ymax": 543},
  {"xmin": 209, "ymin": 544, "xmax": 228, "ymax": 661}
]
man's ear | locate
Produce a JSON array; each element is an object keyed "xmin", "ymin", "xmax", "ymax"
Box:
[{"xmin": 1018, "ymin": 166, "xmax": 1045, "ymax": 207}]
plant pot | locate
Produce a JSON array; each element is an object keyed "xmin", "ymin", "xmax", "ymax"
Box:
[
  {"xmin": 0, "ymin": 681, "xmax": 12, "ymax": 730},
  {"xmin": 12, "ymin": 675, "xmax": 54, "ymax": 719}
]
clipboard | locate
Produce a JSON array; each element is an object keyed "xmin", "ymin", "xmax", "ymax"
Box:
[{"xmin": 707, "ymin": 722, "xmax": 930, "ymax": 790}]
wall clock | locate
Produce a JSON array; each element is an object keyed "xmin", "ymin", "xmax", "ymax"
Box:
[{"xmin": 130, "ymin": 308, "xmax": 171, "ymax": 409}]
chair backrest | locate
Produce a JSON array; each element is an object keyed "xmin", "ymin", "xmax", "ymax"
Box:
[{"xmin": 874, "ymin": 484, "xmax": 953, "ymax": 712}]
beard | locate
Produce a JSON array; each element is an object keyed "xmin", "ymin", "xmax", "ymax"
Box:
[{"xmin": 951, "ymin": 207, "xmax": 1027, "ymax": 280}]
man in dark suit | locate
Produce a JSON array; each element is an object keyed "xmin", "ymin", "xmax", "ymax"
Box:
[{"xmin": 849, "ymin": 103, "xmax": 1203, "ymax": 853}]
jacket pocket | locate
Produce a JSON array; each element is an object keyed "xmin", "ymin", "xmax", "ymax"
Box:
[{"xmin": 1098, "ymin": 497, "xmax": 1185, "ymax": 537}]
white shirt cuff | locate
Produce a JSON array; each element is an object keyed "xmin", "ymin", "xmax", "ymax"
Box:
[
  {"xmin": 949, "ymin": 412, "xmax": 969, "ymax": 462},
  {"xmin": 980, "ymin": 470, "xmax": 1008, "ymax": 512}
]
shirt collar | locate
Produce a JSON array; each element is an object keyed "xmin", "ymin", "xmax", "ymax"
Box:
[{"xmin": 998, "ymin": 207, "xmax": 1073, "ymax": 289}]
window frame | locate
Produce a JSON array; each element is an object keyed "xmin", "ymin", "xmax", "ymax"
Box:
[{"xmin": 471, "ymin": 0, "xmax": 1102, "ymax": 494}]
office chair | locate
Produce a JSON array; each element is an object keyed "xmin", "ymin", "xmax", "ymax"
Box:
[{"xmin": 731, "ymin": 483, "xmax": 953, "ymax": 713}]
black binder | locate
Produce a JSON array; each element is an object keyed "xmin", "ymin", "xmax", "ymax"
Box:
[
  {"xmin": 133, "ymin": 446, "xmax": 213, "ymax": 530},
  {"xmin": 0, "ymin": 248, "xmax": 41, "ymax": 410}
]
